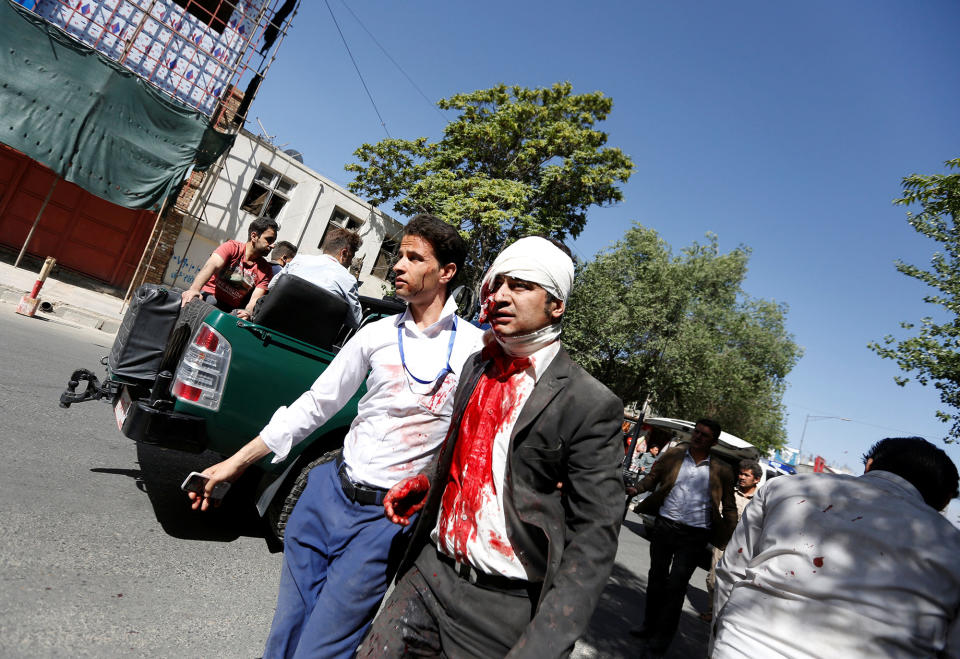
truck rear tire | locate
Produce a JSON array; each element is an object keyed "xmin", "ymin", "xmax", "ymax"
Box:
[
  {"xmin": 158, "ymin": 299, "xmax": 215, "ymax": 373},
  {"xmin": 266, "ymin": 447, "xmax": 343, "ymax": 541}
]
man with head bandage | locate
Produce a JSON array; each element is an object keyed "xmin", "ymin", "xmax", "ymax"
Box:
[
  {"xmin": 361, "ymin": 237, "xmax": 626, "ymax": 659},
  {"xmin": 476, "ymin": 236, "xmax": 574, "ymax": 356}
]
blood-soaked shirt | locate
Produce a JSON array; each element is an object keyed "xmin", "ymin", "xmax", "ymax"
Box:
[
  {"xmin": 433, "ymin": 340, "xmax": 560, "ymax": 580},
  {"xmin": 258, "ymin": 295, "xmax": 483, "ymax": 489}
]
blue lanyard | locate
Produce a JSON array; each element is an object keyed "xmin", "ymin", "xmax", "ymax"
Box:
[{"xmin": 398, "ymin": 316, "xmax": 458, "ymax": 385}]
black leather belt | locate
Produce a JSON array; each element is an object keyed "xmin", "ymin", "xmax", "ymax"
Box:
[
  {"xmin": 434, "ymin": 550, "xmax": 536, "ymax": 597},
  {"xmin": 655, "ymin": 515, "xmax": 711, "ymax": 535},
  {"xmin": 336, "ymin": 457, "xmax": 388, "ymax": 506}
]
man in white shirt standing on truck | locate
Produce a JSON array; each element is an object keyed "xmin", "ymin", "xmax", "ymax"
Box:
[{"xmin": 188, "ymin": 214, "xmax": 484, "ymax": 659}]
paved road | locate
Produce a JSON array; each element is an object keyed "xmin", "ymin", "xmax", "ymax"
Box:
[
  {"xmin": 0, "ymin": 306, "xmax": 711, "ymax": 658},
  {"xmin": 573, "ymin": 515, "xmax": 711, "ymax": 659}
]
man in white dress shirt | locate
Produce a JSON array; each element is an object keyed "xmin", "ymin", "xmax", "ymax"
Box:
[
  {"xmin": 359, "ymin": 237, "xmax": 625, "ymax": 658},
  {"xmin": 188, "ymin": 214, "xmax": 484, "ymax": 659},
  {"xmin": 267, "ymin": 227, "xmax": 364, "ymax": 328},
  {"xmin": 630, "ymin": 419, "xmax": 737, "ymax": 658},
  {"xmin": 713, "ymin": 436, "xmax": 960, "ymax": 659}
]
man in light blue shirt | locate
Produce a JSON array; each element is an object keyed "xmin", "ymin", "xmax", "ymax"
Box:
[{"xmin": 269, "ymin": 227, "xmax": 363, "ymax": 327}]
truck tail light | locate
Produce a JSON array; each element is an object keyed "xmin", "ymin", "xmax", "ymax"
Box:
[{"xmin": 172, "ymin": 323, "xmax": 231, "ymax": 411}]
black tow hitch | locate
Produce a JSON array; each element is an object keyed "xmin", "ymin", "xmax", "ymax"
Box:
[{"xmin": 59, "ymin": 369, "xmax": 120, "ymax": 408}]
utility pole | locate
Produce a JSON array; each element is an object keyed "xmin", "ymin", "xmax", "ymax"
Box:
[{"xmin": 797, "ymin": 414, "xmax": 851, "ymax": 461}]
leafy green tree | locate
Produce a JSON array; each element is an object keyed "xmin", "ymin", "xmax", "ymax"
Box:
[
  {"xmin": 869, "ymin": 158, "xmax": 960, "ymax": 441},
  {"xmin": 346, "ymin": 82, "xmax": 634, "ymax": 287},
  {"xmin": 564, "ymin": 224, "xmax": 802, "ymax": 452}
]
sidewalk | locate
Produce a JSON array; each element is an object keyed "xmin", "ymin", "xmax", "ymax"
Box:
[{"xmin": 0, "ymin": 261, "xmax": 126, "ymax": 333}]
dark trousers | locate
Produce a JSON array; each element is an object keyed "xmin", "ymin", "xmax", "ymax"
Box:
[
  {"xmin": 358, "ymin": 545, "xmax": 537, "ymax": 658},
  {"xmin": 642, "ymin": 516, "xmax": 710, "ymax": 652},
  {"xmin": 262, "ymin": 460, "xmax": 409, "ymax": 659}
]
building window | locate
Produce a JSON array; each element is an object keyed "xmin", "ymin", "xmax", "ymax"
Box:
[
  {"xmin": 319, "ymin": 208, "xmax": 364, "ymax": 249},
  {"xmin": 171, "ymin": 0, "xmax": 234, "ymax": 34},
  {"xmin": 241, "ymin": 166, "xmax": 295, "ymax": 222},
  {"xmin": 370, "ymin": 235, "xmax": 399, "ymax": 280}
]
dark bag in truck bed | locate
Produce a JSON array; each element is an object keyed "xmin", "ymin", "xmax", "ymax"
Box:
[{"xmin": 108, "ymin": 284, "xmax": 181, "ymax": 382}]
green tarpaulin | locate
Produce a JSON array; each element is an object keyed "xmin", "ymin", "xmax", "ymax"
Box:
[{"xmin": 0, "ymin": 0, "xmax": 235, "ymax": 210}]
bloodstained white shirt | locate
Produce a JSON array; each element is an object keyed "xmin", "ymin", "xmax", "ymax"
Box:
[
  {"xmin": 713, "ymin": 471, "xmax": 960, "ymax": 658},
  {"xmin": 432, "ymin": 340, "xmax": 561, "ymax": 580},
  {"xmin": 258, "ymin": 295, "xmax": 483, "ymax": 489}
]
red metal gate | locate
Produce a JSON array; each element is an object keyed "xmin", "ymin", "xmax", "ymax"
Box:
[{"xmin": 0, "ymin": 145, "xmax": 155, "ymax": 289}]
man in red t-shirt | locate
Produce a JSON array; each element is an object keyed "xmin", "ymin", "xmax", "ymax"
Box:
[{"xmin": 181, "ymin": 218, "xmax": 278, "ymax": 319}]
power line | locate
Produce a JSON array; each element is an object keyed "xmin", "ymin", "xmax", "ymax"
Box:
[
  {"xmin": 324, "ymin": 0, "xmax": 390, "ymax": 138},
  {"xmin": 337, "ymin": 0, "xmax": 448, "ymax": 124},
  {"xmin": 790, "ymin": 403, "xmax": 946, "ymax": 439}
]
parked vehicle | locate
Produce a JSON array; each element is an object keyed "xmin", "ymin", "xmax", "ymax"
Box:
[
  {"xmin": 59, "ymin": 277, "xmax": 404, "ymax": 539},
  {"xmin": 763, "ymin": 457, "xmax": 797, "ymax": 478}
]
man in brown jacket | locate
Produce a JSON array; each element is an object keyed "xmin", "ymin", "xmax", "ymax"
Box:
[{"xmin": 630, "ymin": 418, "xmax": 736, "ymax": 658}]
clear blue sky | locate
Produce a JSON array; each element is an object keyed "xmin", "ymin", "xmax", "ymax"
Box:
[{"xmin": 247, "ymin": 1, "xmax": 960, "ymax": 520}]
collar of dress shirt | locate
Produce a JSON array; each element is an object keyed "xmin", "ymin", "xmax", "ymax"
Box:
[
  {"xmin": 861, "ymin": 469, "xmax": 924, "ymax": 502},
  {"xmin": 527, "ymin": 340, "xmax": 561, "ymax": 383},
  {"xmin": 396, "ymin": 294, "xmax": 459, "ymax": 337},
  {"xmin": 684, "ymin": 448, "xmax": 711, "ymax": 466},
  {"xmin": 321, "ymin": 253, "xmax": 340, "ymax": 265}
]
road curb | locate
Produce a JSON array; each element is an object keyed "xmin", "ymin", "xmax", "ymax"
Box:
[{"xmin": 0, "ymin": 284, "xmax": 122, "ymax": 334}]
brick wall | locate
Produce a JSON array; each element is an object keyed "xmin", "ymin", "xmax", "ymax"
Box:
[
  {"xmin": 140, "ymin": 169, "xmax": 204, "ymax": 286},
  {"xmin": 214, "ymin": 87, "xmax": 244, "ymax": 131}
]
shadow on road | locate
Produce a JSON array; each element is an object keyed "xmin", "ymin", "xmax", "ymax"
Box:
[
  {"xmin": 92, "ymin": 443, "xmax": 279, "ymax": 550},
  {"xmin": 578, "ymin": 522, "xmax": 711, "ymax": 658},
  {"xmin": 622, "ymin": 518, "xmax": 649, "ymax": 538}
]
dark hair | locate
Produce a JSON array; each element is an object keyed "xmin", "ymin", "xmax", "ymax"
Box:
[
  {"xmin": 272, "ymin": 241, "xmax": 297, "ymax": 261},
  {"xmin": 695, "ymin": 418, "xmax": 722, "ymax": 443},
  {"xmin": 862, "ymin": 437, "xmax": 959, "ymax": 511},
  {"xmin": 249, "ymin": 217, "xmax": 279, "ymax": 239},
  {"xmin": 738, "ymin": 459, "xmax": 762, "ymax": 480},
  {"xmin": 322, "ymin": 227, "xmax": 362, "ymax": 258},
  {"xmin": 403, "ymin": 214, "xmax": 467, "ymax": 291}
]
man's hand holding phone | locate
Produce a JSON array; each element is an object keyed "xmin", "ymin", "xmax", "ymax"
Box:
[
  {"xmin": 182, "ymin": 471, "xmax": 230, "ymax": 505},
  {"xmin": 183, "ymin": 459, "xmax": 243, "ymax": 511},
  {"xmin": 183, "ymin": 437, "xmax": 273, "ymax": 511}
]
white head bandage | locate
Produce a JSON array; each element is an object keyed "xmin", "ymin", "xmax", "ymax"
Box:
[
  {"xmin": 479, "ymin": 237, "xmax": 575, "ymax": 357},
  {"xmin": 480, "ymin": 236, "xmax": 574, "ymax": 304}
]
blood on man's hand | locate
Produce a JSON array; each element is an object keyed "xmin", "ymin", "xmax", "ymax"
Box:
[{"xmin": 384, "ymin": 474, "xmax": 430, "ymax": 525}]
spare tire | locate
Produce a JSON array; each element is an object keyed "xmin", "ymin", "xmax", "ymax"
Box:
[{"xmin": 158, "ymin": 298, "xmax": 215, "ymax": 374}]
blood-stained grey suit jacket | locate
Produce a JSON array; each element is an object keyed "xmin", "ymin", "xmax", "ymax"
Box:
[{"xmin": 400, "ymin": 345, "xmax": 625, "ymax": 659}]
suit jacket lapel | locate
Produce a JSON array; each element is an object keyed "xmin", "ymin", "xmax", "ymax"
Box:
[{"xmin": 510, "ymin": 345, "xmax": 571, "ymax": 443}]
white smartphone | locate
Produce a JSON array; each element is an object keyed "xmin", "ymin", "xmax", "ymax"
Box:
[{"xmin": 180, "ymin": 471, "xmax": 231, "ymax": 501}]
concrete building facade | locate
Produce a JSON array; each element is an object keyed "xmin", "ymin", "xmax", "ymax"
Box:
[{"xmin": 162, "ymin": 130, "xmax": 402, "ymax": 297}]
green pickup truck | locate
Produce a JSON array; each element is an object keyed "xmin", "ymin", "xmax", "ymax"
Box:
[{"xmin": 60, "ymin": 276, "xmax": 405, "ymax": 539}]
